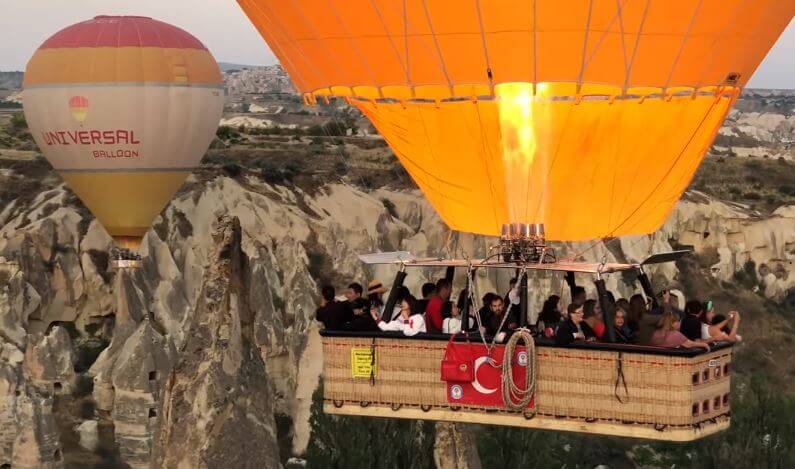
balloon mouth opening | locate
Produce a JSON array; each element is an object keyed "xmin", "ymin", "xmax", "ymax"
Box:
[{"xmin": 112, "ymin": 235, "xmax": 143, "ymax": 251}]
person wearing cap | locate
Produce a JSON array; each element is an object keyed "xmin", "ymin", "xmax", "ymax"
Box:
[
  {"xmin": 555, "ymin": 303, "xmax": 597, "ymax": 346},
  {"xmin": 366, "ymin": 279, "xmax": 387, "ymax": 318},
  {"xmin": 315, "ymin": 285, "xmax": 353, "ymax": 330},
  {"xmin": 424, "ymin": 278, "xmax": 452, "ymax": 334}
]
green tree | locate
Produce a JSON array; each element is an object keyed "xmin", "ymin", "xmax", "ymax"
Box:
[
  {"xmin": 216, "ymin": 125, "xmax": 240, "ymax": 141},
  {"xmin": 305, "ymin": 384, "xmax": 436, "ymax": 469},
  {"xmin": 476, "ymin": 425, "xmax": 631, "ymax": 468}
]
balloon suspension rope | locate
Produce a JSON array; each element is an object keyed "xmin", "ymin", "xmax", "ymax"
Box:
[{"xmin": 501, "ymin": 327, "xmax": 537, "ymax": 413}]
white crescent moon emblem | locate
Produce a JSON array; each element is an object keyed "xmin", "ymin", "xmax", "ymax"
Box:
[{"xmin": 472, "ymin": 356, "xmax": 498, "ymax": 395}]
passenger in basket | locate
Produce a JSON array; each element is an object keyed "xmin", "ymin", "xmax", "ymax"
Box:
[
  {"xmin": 416, "ymin": 282, "xmax": 436, "ymax": 318},
  {"xmin": 583, "ymin": 299, "xmax": 606, "ymax": 339},
  {"xmin": 613, "ymin": 308, "xmax": 634, "ymax": 343},
  {"xmin": 387, "ymin": 285, "xmax": 412, "ymax": 321},
  {"xmin": 442, "ymin": 301, "xmax": 472, "ymax": 334},
  {"xmin": 701, "ymin": 300, "xmax": 742, "ymax": 342},
  {"xmin": 649, "ymin": 311, "xmax": 710, "ymax": 351},
  {"xmin": 679, "ymin": 300, "xmax": 705, "ymax": 341},
  {"xmin": 615, "ymin": 298, "xmax": 630, "ymax": 315},
  {"xmin": 315, "ymin": 285, "xmax": 353, "ymax": 330},
  {"xmin": 536, "ymin": 294, "xmax": 563, "ymax": 337},
  {"xmin": 485, "ymin": 295, "xmax": 514, "ymax": 341},
  {"xmin": 424, "ymin": 278, "xmax": 452, "ymax": 334},
  {"xmin": 373, "ymin": 295, "xmax": 426, "ymax": 336},
  {"xmin": 344, "ymin": 282, "xmax": 363, "ymax": 303},
  {"xmin": 477, "ymin": 292, "xmax": 499, "ymax": 330},
  {"xmin": 366, "ymin": 279, "xmax": 387, "ymax": 319},
  {"xmin": 572, "ymin": 286, "xmax": 587, "ymax": 306},
  {"xmin": 504, "ymin": 277, "xmax": 522, "ymax": 325},
  {"xmin": 554, "ymin": 303, "xmax": 597, "ymax": 345},
  {"xmin": 342, "ymin": 298, "xmax": 379, "ymax": 332},
  {"xmin": 632, "ymin": 294, "xmax": 660, "ymax": 345}
]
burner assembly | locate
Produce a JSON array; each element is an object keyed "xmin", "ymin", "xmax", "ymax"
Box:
[{"xmin": 497, "ymin": 223, "xmax": 555, "ymax": 264}]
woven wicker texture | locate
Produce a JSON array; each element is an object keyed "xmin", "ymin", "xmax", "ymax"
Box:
[{"xmin": 323, "ymin": 336, "xmax": 731, "ymax": 430}]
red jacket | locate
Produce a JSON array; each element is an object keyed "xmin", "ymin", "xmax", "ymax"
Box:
[{"xmin": 425, "ymin": 296, "xmax": 444, "ymax": 333}]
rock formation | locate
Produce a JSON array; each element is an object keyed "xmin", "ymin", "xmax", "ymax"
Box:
[
  {"xmin": 152, "ymin": 216, "xmax": 280, "ymax": 469},
  {"xmin": 0, "ymin": 164, "xmax": 792, "ymax": 466},
  {"xmin": 0, "ymin": 261, "xmax": 67, "ymax": 468},
  {"xmin": 434, "ymin": 423, "xmax": 482, "ymax": 469}
]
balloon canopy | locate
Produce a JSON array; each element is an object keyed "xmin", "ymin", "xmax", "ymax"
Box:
[
  {"xmin": 23, "ymin": 16, "xmax": 224, "ymax": 250},
  {"xmin": 238, "ymin": 0, "xmax": 792, "ymax": 240}
]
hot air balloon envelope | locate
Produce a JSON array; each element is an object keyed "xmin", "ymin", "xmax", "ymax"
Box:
[
  {"xmin": 238, "ymin": 0, "xmax": 793, "ymax": 240},
  {"xmin": 23, "ymin": 16, "xmax": 224, "ymax": 249}
]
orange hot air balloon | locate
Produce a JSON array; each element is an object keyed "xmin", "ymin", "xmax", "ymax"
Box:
[
  {"xmin": 23, "ymin": 16, "xmax": 224, "ymax": 251},
  {"xmin": 238, "ymin": 0, "xmax": 793, "ymax": 241},
  {"xmin": 68, "ymin": 96, "xmax": 90, "ymax": 123}
]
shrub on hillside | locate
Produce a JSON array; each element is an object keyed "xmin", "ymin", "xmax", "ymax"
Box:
[
  {"xmin": 10, "ymin": 112, "xmax": 26, "ymax": 131},
  {"xmin": 733, "ymin": 260, "xmax": 759, "ymax": 289},
  {"xmin": 216, "ymin": 126, "xmax": 241, "ymax": 141},
  {"xmin": 257, "ymin": 158, "xmax": 304, "ymax": 185}
]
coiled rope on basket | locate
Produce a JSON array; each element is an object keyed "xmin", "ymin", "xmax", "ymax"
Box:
[{"xmin": 501, "ymin": 328, "xmax": 537, "ymax": 413}]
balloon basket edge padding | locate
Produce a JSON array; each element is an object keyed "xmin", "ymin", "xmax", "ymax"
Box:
[
  {"xmin": 111, "ymin": 259, "xmax": 142, "ymax": 270},
  {"xmin": 321, "ymin": 335, "xmax": 733, "ymax": 441}
]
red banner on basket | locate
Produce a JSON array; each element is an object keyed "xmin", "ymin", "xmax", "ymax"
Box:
[{"xmin": 442, "ymin": 342, "xmax": 535, "ymax": 409}]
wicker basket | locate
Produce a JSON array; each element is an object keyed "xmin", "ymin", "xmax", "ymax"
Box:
[{"xmin": 322, "ymin": 335, "xmax": 731, "ymax": 441}]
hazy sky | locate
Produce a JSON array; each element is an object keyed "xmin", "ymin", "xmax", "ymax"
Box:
[{"xmin": 0, "ymin": 1, "xmax": 792, "ymax": 88}]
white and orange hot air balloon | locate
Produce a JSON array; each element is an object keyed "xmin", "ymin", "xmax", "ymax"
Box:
[{"xmin": 23, "ymin": 16, "xmax": 224, "ymax": 252}]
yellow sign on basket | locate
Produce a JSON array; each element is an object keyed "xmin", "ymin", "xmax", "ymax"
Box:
[{"xmin": 351, "ymin": 347, "xmax": 376, "ymax": 378}]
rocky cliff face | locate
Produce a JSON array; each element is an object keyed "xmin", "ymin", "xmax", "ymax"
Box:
[
  {"xmin": 0, "ymin": 261, "xmax": 68, "ymax": 468},
  {"xmin": 713, "ymin": 90, "xmax": 795, "ymax": 161},
  {"xmin": 152, "ymin": 216, "xmax": 280, "ymax": 468},
  {"xmin": 0, "ymin": 161, "xmax": 793, "ymax": 466}
]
